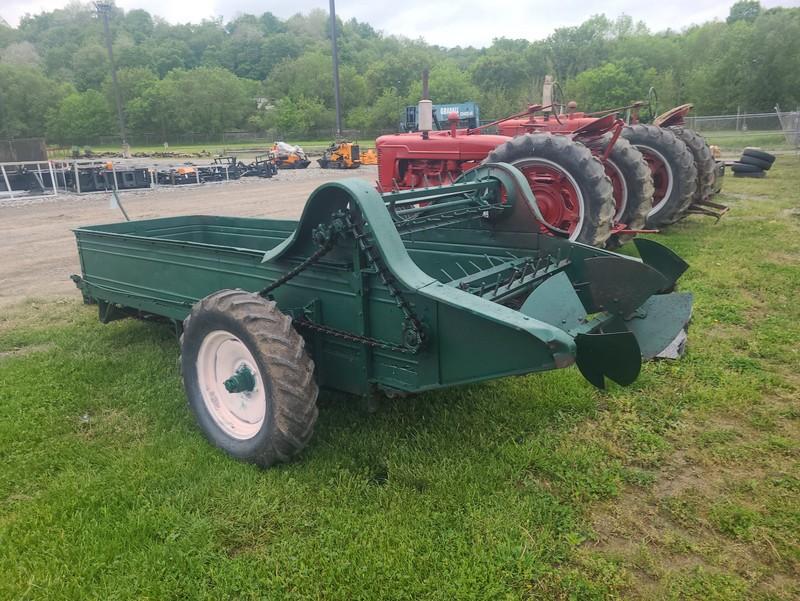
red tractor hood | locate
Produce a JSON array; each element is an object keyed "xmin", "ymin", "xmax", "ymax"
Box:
[{"xmin": 376, "ymin": 131, "xmax": 511, "ymax": 161}]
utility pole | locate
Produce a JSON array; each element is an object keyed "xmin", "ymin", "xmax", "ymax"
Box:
[
  {"xmin": 329, "ymin": 0, "xmax": 342, "ymax": 138},
  {"xmin": 95, "ymin": 2, "xmax": 129, "ymax": 157}
]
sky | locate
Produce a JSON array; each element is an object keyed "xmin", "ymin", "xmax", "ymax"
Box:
[{"xmin": 1, "ymin": 0, "xmax": 798, "ymax": 47}]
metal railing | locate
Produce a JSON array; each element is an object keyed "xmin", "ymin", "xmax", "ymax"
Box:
[
  {"xmin": 0, "ymin": 161, "xmax": 61, "ymax": 202},
  {"xmin": 775, "ymin": 107, "xmax": 800, "ymax": 149}
]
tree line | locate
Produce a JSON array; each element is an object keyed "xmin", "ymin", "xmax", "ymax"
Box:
[{"xmin": 0, "ymin": 1, "xmax": 797, "ymax": 145}]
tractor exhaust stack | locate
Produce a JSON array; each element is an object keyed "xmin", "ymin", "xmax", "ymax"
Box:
[{"xmin": 419, "ymin": 69, "xmax": 432, "ymax": 139}]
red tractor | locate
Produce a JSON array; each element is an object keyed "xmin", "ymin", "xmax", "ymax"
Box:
[
  {"xmin": 377, "ymin": 103, "xmax": 651, "ymax": 248},
  {"xmin": 490, "ymin": 107, "xmax": 654, "ymax": 248},
  {"xmin": 499, "ymin": 96, "xmax": 726, "ymax": 226}
]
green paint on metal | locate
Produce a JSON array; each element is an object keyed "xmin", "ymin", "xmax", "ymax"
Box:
[
  {"xmin": 224, "ymin": 365, "xmax": 256, "ymax": 394},
  {"xmin": 520, "ymin": 272, "xmax": 587, "ymax": 332},
  {"xmin": 634, "ymin": 237, "xmax": 689, "ymax": 289},
  {"xmin": 624, "ymin": 292, "xmax": 693, "ymax": 359},
  {"xmin": 72, "ymin": 164, "xmax": 694, "ymax": 394}
]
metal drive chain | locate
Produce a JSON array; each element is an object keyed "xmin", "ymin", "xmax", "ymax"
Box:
[
  {"xmin": 292, "ymin": 319, "xmax": 419, "ymax": 354},
  {"xmin": 259, "ymin": 208, "xmax": 425, "ymax": 354},
  {"xmin": 344, "ymin": 210, "xmax": 425, "ymax": 352},
  {"xmin": 258, "ymin": 237, "xmax": 336, "ymax": 297}
]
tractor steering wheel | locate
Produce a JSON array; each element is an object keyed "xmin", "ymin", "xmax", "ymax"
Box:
[{"xmin": 647, "ymin": 87, "xmax": 658, "ymax": 123}]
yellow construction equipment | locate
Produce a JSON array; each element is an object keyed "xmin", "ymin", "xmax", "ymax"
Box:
[
  {"xmin": 359, "ymin": 148, "xmax": 378, "ymax": 165},
  {"xmin": 317, "ymin": 141, "xmax": 361, "ymax": 169},
  {"xmin": 271, "ymin": 142, "xmax": 311, "ymax": 169}
]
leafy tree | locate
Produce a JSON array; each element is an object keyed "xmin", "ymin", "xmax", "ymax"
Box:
[
  {"xmin": 47, "ymin": 89, "xmax": 113, "ymax": 143},
  {"xmin": 406, "ymin": 62, "xmax": 480, "ymax": 105},
  {"xmin": 71, "ymin": 43, "xmax": 109, "ymax": 91},
  {"xmin": 355, "ymin": 88, "xmax": 404, "ymax": 131},
  {"xmin": 260, "ymin": 33, "xmax": 303, "ymax": 78},
  {"xmin": 728, "ymin": 1, "xmax": 762, "ymax": 24},
  {"xmin": 123, "ymin": 9, "xmax": 154, "ymax": 43},
  {"xmin": 255, "ymin": 96, "xmax": 333, "ymax": 136},
  {"xmin": 1, "ymin": 3, "xmax": 799, "ymax": 143},
  {"xmin": 0, "ymin": 41, "xmax": 42, "ymax": 67},
  {"xmin": 568, "ymin": 61, "xmax": 653, "ymax": 111},
  {"xmin": 221, "ymin": 21, "xmax": 266, "ymax": 79},
  {"xmin": 0, "ymin": 65, "xmax": 66, "ymax": 138}
]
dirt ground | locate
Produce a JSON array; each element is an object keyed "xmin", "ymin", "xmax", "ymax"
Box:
[{"xmin": 0, "ymin": 165, "xmax": 377, "ymax": 307}]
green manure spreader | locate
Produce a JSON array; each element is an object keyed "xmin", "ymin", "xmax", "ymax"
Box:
[{"xmin": 73, "ymin": 164, "xmax": 693, "ymax": 466}]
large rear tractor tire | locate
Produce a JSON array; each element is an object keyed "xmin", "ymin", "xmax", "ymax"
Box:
[
  {"xmin": 485, "ymin": 133, "xmax": 615, "ymax": 247},
  {"xmin": 587, "ymin": 134, "xmax": 654, "ymax": 249},
  {"xmin": 670, "ymin": 127, "xmax": 716, "ymax": 207},
  {"xmin": 180, "ymin": 289, "xmax": 319, "ymax": 467},
  {"xmin": 621, "ymin": 124, "xmax": 697, "ymax": 228}
]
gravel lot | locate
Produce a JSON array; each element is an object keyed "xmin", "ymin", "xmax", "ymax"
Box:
[{"xmin": 0, "ymin": 165, "xmax": 377, "ymax": 307}]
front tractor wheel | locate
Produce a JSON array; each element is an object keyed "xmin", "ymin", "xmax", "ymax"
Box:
[
  {"xmin": 485, "ymin": 133, "xmax": 615, "ymax": 247},
  {"xmin": 180, "ymin": 289, "xmax": 319, "ymax": 467}
]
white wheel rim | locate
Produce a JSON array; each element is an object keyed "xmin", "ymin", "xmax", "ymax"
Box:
[
  {"xmin": 636, "ymin": 144, "xmax": 674, "ymax": 218},
  {"xmin": 196, "ymin": 330, "xmax": 266, "ymax": 440},
  {"xmin": 604, "ymin": 158, "xmax": 628, "ymax": 221},
  {"xmin": 510, "ymin": 157, "xmax": 586, "ymax": 242}
]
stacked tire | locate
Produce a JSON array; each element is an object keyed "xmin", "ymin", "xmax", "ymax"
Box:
[{"xmin": 731, "ymin": 148, "xmax": 776, "ymax": 178}]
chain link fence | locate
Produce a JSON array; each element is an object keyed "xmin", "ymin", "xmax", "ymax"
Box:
[
  {"xmin": 684, "ymin": 112, "xmax": 782, "ymax": 133},
  {"xmin": 775, "ymin": 107, "xmax": 800, "ymax": 149},
  {"xmin": 680, "ymin": 110, "xmax": 798, "ymax": 152}
]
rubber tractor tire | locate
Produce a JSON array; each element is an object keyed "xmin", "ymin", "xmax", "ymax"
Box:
[
  {"xmin": 587, "ymin": 133, "xmax": 654, "ymax": 250},
  {"xmin": 738, "ymin": 154, "xmax": 772, "ymax": 170},
  {"xmin": 742, "ymin": 148, "xmax": 776, "ymax": 165},
  {"xmin": 180, "ymin": 289, "xmax": 319, "ymax": 468},
  {"xmin": 621, "ymin": 124, "xmax": 697, "ymax": 228},
  {"xmin": 670, "ymin": 127, "xmax": 717, "ymax": 207},
  {"xmin": 730, "ymin": 162, "xmax": 764, "ymax": 174},
  {"xmin": 485, "ymin": 133, "xmax": 615, "ymax": 247}
]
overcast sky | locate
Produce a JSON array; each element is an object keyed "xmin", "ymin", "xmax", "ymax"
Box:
[{"xmin": 1, "ymin": 0, "xmax": 798, "ymax": 47}]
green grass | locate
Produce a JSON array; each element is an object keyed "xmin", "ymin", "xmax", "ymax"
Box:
[
  {"xmin": 701, "ymin": 131, "xmax": 792, "ymax": 153},
  {"xmin": 47, "ymin": 131, "xmax": 792, "ymax": 159},
  {"xmin": 2, "ymin": 160, "xmax": 800, "ymax": 599}
]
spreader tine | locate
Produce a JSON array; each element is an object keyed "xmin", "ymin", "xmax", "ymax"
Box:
[
  {"xmin": 520, "ymin": 272, "xmax": 586, "ymax": 332},
  {"xmin": 633, "ymin": 238, "xmax": 689, "ymax": 289},
  {"xmin": 625, "ymin": 292, "xmax": 693, "ymax": 359},
  {"xmin": 575, "ymin": 331, "xmax": 642, "ymax": 389},
  {"xmin": 582, "ymin": 257, "xmax": 670, "ymax": 316}
]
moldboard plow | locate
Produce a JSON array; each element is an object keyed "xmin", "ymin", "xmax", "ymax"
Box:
[{"xmin": 72, "ymin": 163, "xmax": 693, "ymax": 466}]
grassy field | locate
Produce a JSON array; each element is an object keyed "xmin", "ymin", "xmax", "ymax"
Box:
[
  {"xmin": 1, "ymin": 160, "xmax": 799, "ymax": 600},
  {"xmin": 702, "ymin": 131, "xmax": 792, "ymax": 153},
  {"xmin": 45, "ymin": 130, "xmax": 794, "ymax": 159}
]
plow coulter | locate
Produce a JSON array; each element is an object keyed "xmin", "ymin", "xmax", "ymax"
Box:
[{"xmin": 72, "ymin": 164, "xmax": 693, "ymax": 466}]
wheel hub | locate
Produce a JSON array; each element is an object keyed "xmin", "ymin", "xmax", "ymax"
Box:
[
  {"xmin": 636, "ymin": 145, "xmax": 673, "ymax": 215},
  {"xmin": 224, "ymin": 365, "xmax": 256, "ymax": 394},
  {"xmin": 512, "ymin": 158, "xmax": 585, "ymax": 239},
  {"xmin": 196, "ymin": 330, "xmax": 266, "ymax": 440},
  {"xmin": 604, "ymin": 160, "xmax": 628, "ymax": 221}
]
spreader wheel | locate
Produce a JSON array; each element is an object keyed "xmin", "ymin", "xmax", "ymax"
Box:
[
  {"xmin": 621, "ymin": 124, "xmax": 697, "ymax": 228},
  {"xmin": 485, "ymin": 133, "xmax": 615, "ymax": 246},
  {"xmin": 588, "ymin": 133, "xmax": 654, "ymax": 249},
  {"xmin": 180, "ymin": 289, "xmax": 318, "ymax": 467}
]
